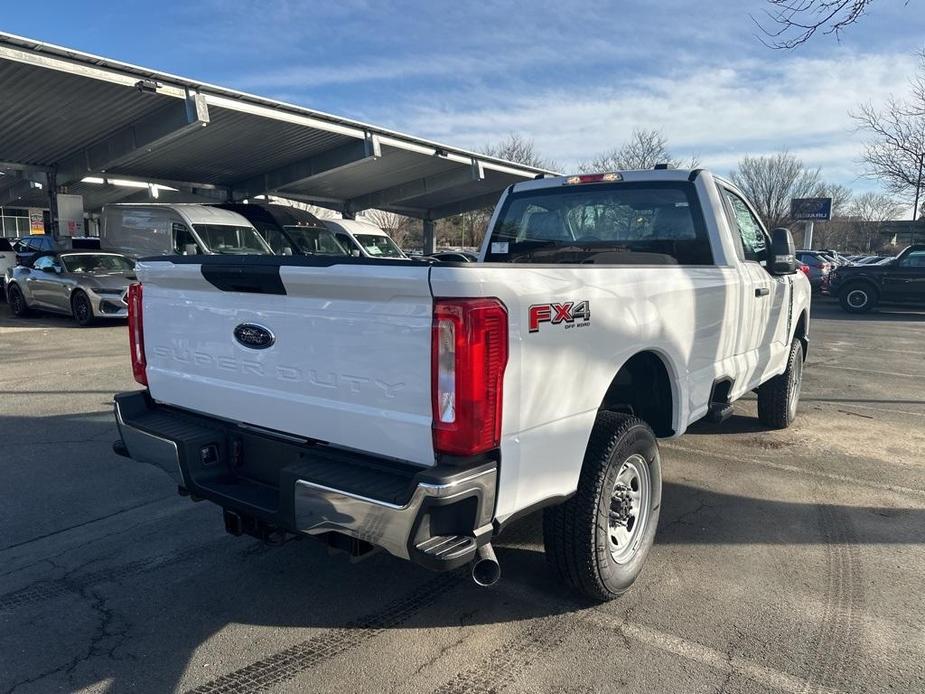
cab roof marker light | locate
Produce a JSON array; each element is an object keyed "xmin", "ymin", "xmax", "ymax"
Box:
[{"xmin": 564, "ymin": 173, "xmax": 622, "ymax": 185}]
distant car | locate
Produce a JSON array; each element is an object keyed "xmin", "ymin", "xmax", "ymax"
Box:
[
  {"xmin": 795, "ymin": 250, "xmax": 833, "ymax": 290},
  {"xmin": 214, "ymin": 203, "xmax": 348, "ymax": 256},
  {"xmin": 12, "ymin": 234, "xmax": 56, "ymax": 266},
  {"xmin": 429, "ymin": 251, "xmax": 478, "ymax": 263},
  {"xmin": 323, "ymin": 219, "xmax": 408, "ymax": 259},
  {"xmin": 828, "ymin": 245, "xmax": 925, "ymax": 312},
  {"xmin": 5, "ymin": 250, "xmax": 136, "ymax": 326}
]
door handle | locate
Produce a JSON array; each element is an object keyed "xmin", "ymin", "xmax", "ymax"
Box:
[{"xmin": 755, "ymin": 287, "xmax": 770, "ymax": 297}]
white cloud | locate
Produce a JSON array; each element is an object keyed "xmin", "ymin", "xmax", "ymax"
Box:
[{"xmin": 372, "ymin": 51, "xmax": 916, "ymax": 186}]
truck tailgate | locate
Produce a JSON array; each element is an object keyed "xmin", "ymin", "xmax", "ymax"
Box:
[{"xmin": 137, "ymin": 258, "xmax": 435, "ymax": 466}]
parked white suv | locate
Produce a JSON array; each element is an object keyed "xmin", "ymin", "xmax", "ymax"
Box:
[{"xmin": 113, "ymin": 168, "xmax": 810, "ymax": 601}]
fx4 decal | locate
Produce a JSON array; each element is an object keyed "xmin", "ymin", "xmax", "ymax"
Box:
[{"xmin": 528, "ymin": 301, "xmax": 591, "ymax": 333}]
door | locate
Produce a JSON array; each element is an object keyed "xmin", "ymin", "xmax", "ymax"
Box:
[
  {"xmin": 27, "ymin": 255, "xmax": 61, "ymax": 308},
  {"xmin": 881, "ymin": 249, "xmax": 925, "ymax": 303},
  {"xmin": 720, "ymin": 188, "xmax": 789, "ymax": 385}
]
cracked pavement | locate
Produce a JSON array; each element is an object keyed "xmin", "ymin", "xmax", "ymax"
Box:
[{"xmin": 1, "ymin": 300, "xmax": 924, "ymax": 693}]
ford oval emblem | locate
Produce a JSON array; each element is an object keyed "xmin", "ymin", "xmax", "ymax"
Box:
[{"xmin": 234, "ymin": 323, "xmax": 275, "ymax": 350}]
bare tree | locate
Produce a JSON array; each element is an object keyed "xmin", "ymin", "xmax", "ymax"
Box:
[
  {"xmin": 810, "ymin": 182, "xmax": 854, "ymax": 248},
  {"xmin": 846, "ymin": 191, "xmax": 903, "ymax": 251},
  {"xmin": 481, "ymin": 133, "xmax": 557, "ymax": 171},
  {"xmin": 437, "ymin": 133, "xmax": 556, "ymax": 248},
  {"xmin": 729, "ymin": 152, "xmax": 822, "ymax": 229},
  {"xmin": 578, "ymin": 129, "xmax": 696, "ymax": 172},
  {"xmin": 360, "ymin": 208, "xmax": 420, "ymax": 248},
  {"xmin": 853, "ymin": 50, "xmax": 925, "ymax": 218},
  {"xmin": 754, "ymin": 0, "xmax": 879, "ymax": 49}
]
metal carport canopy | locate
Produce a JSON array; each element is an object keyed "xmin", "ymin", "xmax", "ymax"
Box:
[{"xmin": 0, "ymin": 31, "xmax": 555, "ymax": 220}]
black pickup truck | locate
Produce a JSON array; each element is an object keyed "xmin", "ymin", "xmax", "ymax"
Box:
[{"xmin": 829, "ymin": 245, "xmax": 925, "ymax": 313}]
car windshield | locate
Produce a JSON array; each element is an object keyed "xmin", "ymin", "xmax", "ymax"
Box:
[
  {"xmin": 354, "ymin": 233, "xmax": 405, "ymax": 258},
  {"xmin": 193, "ymin": 224, "xmax": 271, "ymax": 255},
  {"xmin": 484, "ymin": 181, "xmax": 713, "ymax": 265},
  {"xmin": 283, "ymin": 226, "xmax": 348, "ymax": 255},
  {"xmin": 61, "ymin": 254, "xmax": 134, "ymax": 273}
]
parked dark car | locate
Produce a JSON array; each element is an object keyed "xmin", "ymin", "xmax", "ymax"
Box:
[
  {"xmin": 214, "ymin": 203, "xmax": 347, "ymax": 256},
  {"xmin": 12, "ymin": 234, "xmax": 56, "ymax": 265},
  {"xmin": 828, "ymin": 245, "xmax": 925, "ymax": 313},
  {"xmin": 428, "ymin": 251, "xmax": 478, "ymax": 263}
]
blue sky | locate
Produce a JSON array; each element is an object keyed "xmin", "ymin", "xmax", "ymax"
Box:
[{"xmin": 3, "ymin": 1, "xmax": 924, "ymax": 191}]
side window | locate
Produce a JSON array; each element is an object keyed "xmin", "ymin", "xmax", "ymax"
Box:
[
  {"xmin": 723, "ymin": 190, "xmax": 769, "ymax": 265},
  {"xmin": 172, "ymin": 223, "xmax": 200, "ymax": 255},
  {"xmin": 263, "ymin": 228, "xmax": 290, "ymax": 254},
  {"xmin": 900, "ymin": 250, "xmax": 925, "ymax": 268},
  {"xmin": 337, "ymin": 233, "xmax": 358, "ymax": 254}
]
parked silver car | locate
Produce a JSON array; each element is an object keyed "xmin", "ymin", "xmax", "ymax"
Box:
[{"xmin": 5, "ymin": 251, "xmax": 135, "ymax": 326}]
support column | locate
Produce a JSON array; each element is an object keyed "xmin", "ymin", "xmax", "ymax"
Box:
[
  {"xmin": 422, "ymin": 218, "xmax": 436, "ymax": 255},
  {"xmin": 341, "ymin": 208, "xmax": 356, "ymax": 220},
  {"xmin": 47, "ymin": 170, "xmax": 59, "ymax": 240},
  {"xmin": 803, "ymin": 220, "xmax": 814, "ymax": 250}
]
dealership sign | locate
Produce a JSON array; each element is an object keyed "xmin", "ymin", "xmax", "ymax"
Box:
[{"xmin": 790, "ymin": 197, "xmax": 832, "ymax": 221}]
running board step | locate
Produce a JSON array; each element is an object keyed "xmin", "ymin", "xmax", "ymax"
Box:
[
  {"xmin": 416, "ymin": 535, "xmax": 477, "ymax": 561},
  {"xmin": 706, "ymin": 402, "xmax": 733, "ymax": 423}
]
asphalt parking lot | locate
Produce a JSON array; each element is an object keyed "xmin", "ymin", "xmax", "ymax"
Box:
[{"xmin": 1, "ymin": 300, "xmax": 923, "ymax": 694}]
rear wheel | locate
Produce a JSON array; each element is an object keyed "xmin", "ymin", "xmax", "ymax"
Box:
[
  {"xmin": 7, "ymin": 284, "xmax": 30, "ymax": 317},
  {"xmin": 71, "ymin": 291, "xmax": 95, "ymax": 326},
  {"xmin": 543, "ymin": 412, "xmax": 661, "ymax": 601},
  {"xmin": 839, "ymin": 282, "xmax": 878, "ymax": 313},
  {"xmin": 757, "ymin": 338, "xmax": 803, "ymax": 429}
]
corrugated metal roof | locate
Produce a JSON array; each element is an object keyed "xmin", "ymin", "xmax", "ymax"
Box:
[{"xmin": 0, "ymin": 32, "xmax": 556, "ymax": 219}]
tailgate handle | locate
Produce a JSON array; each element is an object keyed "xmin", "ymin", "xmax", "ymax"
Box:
[{"xmin": 201, "ymin": 265, "xmax": 286, "ymax": 295}]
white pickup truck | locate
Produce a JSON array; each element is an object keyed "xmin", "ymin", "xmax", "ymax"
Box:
[{"xmin": 113, "ymin": 168, "xmax": 810, "ymax": 601}]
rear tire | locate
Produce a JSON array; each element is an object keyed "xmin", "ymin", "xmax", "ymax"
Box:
[
  {"xmin": 7, "ymin": 284, "xmax": 30, "ymax": 317},
  {"xmin": 543, "ymin": 412, "xmax": 661, "ymax": 602},
  {"xmin": 839, "ymin": 282, "xmax": 878, "ymax": 313},
  {"xmin": 71, "ymin": 291, "xmax": 95, "ymax": 326},
  {"xmin": 757, "ymin": 338, "xmax": 803, "ymax": 429}
]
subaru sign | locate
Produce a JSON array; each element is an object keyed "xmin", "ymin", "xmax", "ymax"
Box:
[{"xmin": 791, "ymin": 197, "xmax": 832, "ymax": 221}]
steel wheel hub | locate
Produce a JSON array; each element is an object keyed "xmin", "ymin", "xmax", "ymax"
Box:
[{"xmin": 607, "ymin": 453, "xmax": 651, "ymax": 564}]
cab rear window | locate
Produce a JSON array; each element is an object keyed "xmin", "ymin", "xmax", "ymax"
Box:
[{"xmin": 484, "ymin": 181, "xmax": 713, "ymax": 265}]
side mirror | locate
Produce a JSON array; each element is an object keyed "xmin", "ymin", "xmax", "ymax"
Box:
[
  {"xmin": 350, "ymin": 249, "xmax": 362, "ymax": 258},
  {"xmin": 281, "ymin": 247, "xmax": 293, "ymax": 256},
  {"xmin": 769, "ymin": 228, "xmax": 797, "ymax": 275},
  {"xmin": 183, "ymin": 243, "xmax": 198, "ymax": 256}
]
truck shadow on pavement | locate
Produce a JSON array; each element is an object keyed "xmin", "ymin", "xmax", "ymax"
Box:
[{"xmin": 2, "ymin": 410, "xmax": 924, "ymax": 693}]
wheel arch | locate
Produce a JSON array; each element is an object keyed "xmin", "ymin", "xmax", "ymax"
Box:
[
  {"xmin": 793, "ymin": 309, "xmax": 809, "ymax": 359},
  {"xmin": 598, "ymin": 349, "xmax": 679, "ymax": 438}
]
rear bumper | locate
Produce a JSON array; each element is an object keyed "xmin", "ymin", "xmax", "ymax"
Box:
[{"xmin": 113, "ymin": 391, "xmax": 497, "ymax": 570}]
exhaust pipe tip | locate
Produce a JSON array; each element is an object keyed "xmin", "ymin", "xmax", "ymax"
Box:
[{"xmin": 471, "ymin": 543, "xmax": 501, "ymax": 587}]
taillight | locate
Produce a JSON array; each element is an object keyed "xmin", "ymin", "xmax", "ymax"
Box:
[
  {"xmin": 127, "ymin": 283, "xmax": 147, "ymax": 386},
  {"xmin": 432, "ymin": 298, "xmax": 508, "ymax": 457}
]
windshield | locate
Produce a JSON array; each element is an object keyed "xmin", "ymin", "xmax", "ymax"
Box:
[
  {"xmin": 284, "ymin": 226, "xmax": 348, "ymax": 255},
  {"xmin": 354, "ymin": 233, "xmax": 406, "ymax": 258},
  {"xmin": 193, "ymin": 224, "xmax": 272, "ymax": 255},
  {"xmin": 61, "ymin": 254, "xmax": 134, "ymax": 273},
  {"xmin": 484, "ymin": 181, "xmax": 713, "ymax": 265}
]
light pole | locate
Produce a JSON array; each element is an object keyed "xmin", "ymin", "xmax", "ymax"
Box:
[{"xmin": 914, "ymin": 153, "xmax": 924, "ymax": 245}]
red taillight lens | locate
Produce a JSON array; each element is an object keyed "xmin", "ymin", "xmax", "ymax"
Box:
[
  {"xmin": 127, "ymin": 283, "xmax": 147, "ymax": 386},
  {"xmin": 432, "ymin": 298, "xmax": 508, "ymax": 457}
]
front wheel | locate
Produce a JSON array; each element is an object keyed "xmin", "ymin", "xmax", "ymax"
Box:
[
  {"xmin": 543, "ymin": 412, "xmax": 662, "ymax": 602},
  {"xmin": 71, "ymin": 291, "xmax": 95, "ymax": 326},
  {"xmin": 757, "ymin": 338, "xmax": 803, "ymax": 429}
]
